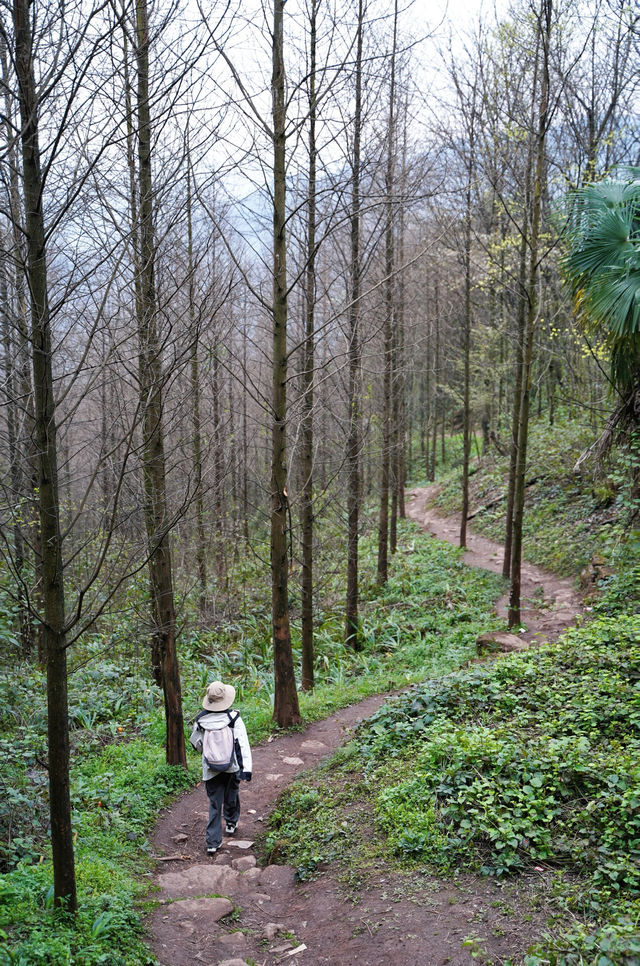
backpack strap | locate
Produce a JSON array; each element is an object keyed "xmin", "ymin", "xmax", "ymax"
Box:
[
  {"xmin": 194, "ymin": 709, "xmax": 209, "ymax": 728},
  {"xmin": 226, "ymin": 711, "xmax": 243, "ymax": 770},
  {"xmin": 195, "ymin": 709, "xmax": 239, "ymax": 732}
]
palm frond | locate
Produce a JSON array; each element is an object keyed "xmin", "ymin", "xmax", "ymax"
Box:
[
  {"xmin": 566, "ymin": 204, "xmax": 637, "ymax": 284},
  {"xmin": 564, "ymin": 170, "xmax": 640, "ymax": 402},
  {"xmin": 582, "ymin": 269, "xmax": 640, "ymax": 337},
  {"xmin": 565, "ymin": 175, "xmax": 640, "ymax": 317}
]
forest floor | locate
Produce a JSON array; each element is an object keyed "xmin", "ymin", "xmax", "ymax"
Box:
[{"xmin": 147, "ymin": 486, "xmax": 583, "ymax": 966}]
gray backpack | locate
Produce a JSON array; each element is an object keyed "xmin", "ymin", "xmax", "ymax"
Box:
[{"xmin": 201, "ymin": 711, "xmax": 240, "ymax": 771}]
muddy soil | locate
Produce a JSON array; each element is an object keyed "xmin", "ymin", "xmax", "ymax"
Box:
[{"xmin": 147, "ymin": 489, "xmax": 583, "ymax": 966}]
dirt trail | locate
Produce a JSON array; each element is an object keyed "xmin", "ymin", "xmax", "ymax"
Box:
[
  {"xmin": 407, "ymin": 486, "xmax": 582, "ymax": 645},
  {"xmin": 148, "ymin": 489, "xmax": 583, "ymax": 966}
]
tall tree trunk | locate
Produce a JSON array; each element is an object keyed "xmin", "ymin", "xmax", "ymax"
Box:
[
  {"xmin": 407, "ymin": 374, "xmax": 413, "ymax": 481},
  {"xmin": 345, "ymin": 0, "xmax": 364, "ymax": 648},
  {"xmin": 503, "ymin": 80, "xmax": 538, "ymax": 580},
  {"xmin": 0, "ymin": 240, "xmax": 32, "ymax": 656},
  {"xmin": 123, "ymin": 25, "xmax": 160, "ymax": 682},
  {"xmin": 389, "ymin": 316, "xmax": 398, "ymax": 555},
  {"xmin": 396, "ymin": 105, "xmax": 408, "ymax": 521},
  {"xmin": 431, "ymin": 279, "xmax": 440, "ymax": 481},
  {"xmin": 100, "ymin": 334, "xmax": 111, "ymax": 503},
  {"xmin": 502, "ymin": 225, "xmax": 528, "ymax": 578},
  {"xmin": 242, "ymin": 310, "xmax": 250, "ymax": 544},
  {"xmin": 459, "ymin": 84, "xmax": 477, "ymax": 549},
  {"xmin": 212, "ymin": 337, "xmax": 225, "ymax": 585},
  {"xmin": 134, "ymin": 0, "xmax": 186, "ymax": 766},
  {"xmin": 377, "ymin": 0, "xmax": 398, "ymax": 585},
  {"xmin": 271, "ymin": 0, "xmax": 301, "ymax": 727},
  {"xmin": 13, "ymin": 0, "xmax": 76, "ymax": 909},
  {"xmin": 425, "ymin": 317, "xmax": 431, "ymax": 481},
  {"xmin": 548, "ymin": 358, "xmax": 557, "ymax": 426},
  {"xmin": 497, "ymin": 215, "xmax": 507, "ymax": 428},
  {"xmin": 2, "ymin": 37, "xmax": 37, "ymax": 657},
  {"xmin": 299, "ymin": 0, "xmax": 317, "ymax": 689},
  {"xmin": 186, "ymin": 159, "xmax": 207, "ymax": 616},
  {"xmin": 509, "ymin": 0, "xmax": 552, "ymax": 626},
  {"xmin": 229, "ymin": 368, "xmax": 239, "ymax": 560},
  {"xmin": 390, "ymin": 110, "xmax": 407, "ymax": 552}
]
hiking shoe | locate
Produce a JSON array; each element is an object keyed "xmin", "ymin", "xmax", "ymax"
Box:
[
  {"xmin": 225, "ymin": 823, "xmax": 237, "ymax": 835},
  {"xmin": 206, "ymin": 845, "xmax": 218, "ymax": 855}
]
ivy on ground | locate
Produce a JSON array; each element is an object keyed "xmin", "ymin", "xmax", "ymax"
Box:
[
  {"xmin": 268, "ymin": 600, "xmax": 640, "ymax": 963},
  {"xmin": 358, "ymin": 613, "xmax": 640, "ymax": 962},
  {"xmin": 365, "ymin": 623, "xmax": 638, "ymax": 880}
]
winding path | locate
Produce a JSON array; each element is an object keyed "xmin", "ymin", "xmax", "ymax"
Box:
[
  {"xmin": 147, "ymin": 488, "xmax": 583, "ymax": 966},
  {"xmin": 408, "ymin": 486, "xmax": 581, "ymax": 644}
]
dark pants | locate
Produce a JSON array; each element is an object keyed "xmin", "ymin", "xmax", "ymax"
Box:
[{"xmin": 205, "ymin": 772, "xmax": 241, "ymax": 849}]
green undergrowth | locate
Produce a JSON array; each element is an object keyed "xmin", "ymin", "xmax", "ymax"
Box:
[
  {"xmin": 181, "ymin": 522, "xmax": 505, "ymax": 744},
  {"xmin": 266, "ymin": 578, "xmax": 640, "ymax": 964},
  {"xmin": 0, "ymin": 522, "xmax": 504, "ymax": 964},
  {"xmin": 432, "ymin": 413, "xmax": 640, "ymax": 579},
  {"xmin": 0, "ymin": 742, "xmax": 193, "ymax": 965}
]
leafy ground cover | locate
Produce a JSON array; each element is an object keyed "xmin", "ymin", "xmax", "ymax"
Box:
[
  {"xmin": 0, "ymin": 522, "xmax": 504, "ymax": 964},
  {"xmin": 266, "ymin": 570, "xmax": 640, "ymax": 964}
]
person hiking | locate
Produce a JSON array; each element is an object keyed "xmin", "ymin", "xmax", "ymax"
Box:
[{"xmin": 189, "ymin": 680, "xmax": 252, "ymax": 856}]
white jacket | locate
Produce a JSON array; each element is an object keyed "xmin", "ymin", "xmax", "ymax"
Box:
[{"xmin": 189, "ymin": 709, "xmax": 253, "ymax": 782}]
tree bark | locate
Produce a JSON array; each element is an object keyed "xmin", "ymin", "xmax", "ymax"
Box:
[
  {"xmin": 459, "ymin": 82, "xmax": 477, "ymax": 549},
  {"xmin": 242, "ymin": 307, "xmax": 250, "ymax": 545},
  {"xmin": 502, "ymin": 235, "xmax": 527, "ymax": 578},
  {"xmin": 390, "ymin": 104, "xmax": 407, "ymax": 551},
  {"xmin": 509, "ymin": 0, "xmax": 552, "ymax": 627},
  {"xmin": 13, "ymin": 0, "xmax": 77, "ymax": 910},
  {"xmin": 441, "ymin": 385, "xmax": 446, "ymax": 464},
  {"xmin": 212, "ymin": 335, "xmax": 225, "ymax": 585},
  {"xmin": 0, "ymin": 243, "xmax": 32, "ymax": 657},
  {"xmin": 377, "ymin": 0, "xmax": 398, "ymax": 585},
  {"xmin": 425, "ymin": 314, "xmax": 431, "ymax": 481},
  {"xmin": 345, "ymin": 0, "xmax": 364, "ymax": 649},
  {"xmin": 390, "ymin": 318, "xmax": 398, "ymax": 555},
  {"xmin": 396, "ymin": 107, "xmax": 408, "ymax": 521},
  {"xmin": 503, "ymin": 74, "xmax": 537, "ymax": 580},
  {"xmin": 431, "ymin": 280, "xmax": 440, "ymax": 482},
  {"xmin": 271, "ymin": 0, "xmax": 301, "ymax": 727},
  {"xmin": 134, "ymin": 0, "xmax": 186, "ymax": 766},
  {"xmin": 2, "ymin": 37, "xmax": 38, "ymax": 657},
  {"xmin": 186, "ymin": 158, "xmax": 208, "ymax": 616},
  {"xmin": 299, "ymin": 0, "xmax": 317, "ymax": 689}
]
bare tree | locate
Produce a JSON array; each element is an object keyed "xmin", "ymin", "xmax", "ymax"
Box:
[
  {"xmin": 508, "ymin": 0, "xmax": 553, "ymax": 627},
  {"xmin": 299, "ymin": 0, "xmax": 318, "ymax": 690},
  {"xmin": 345, "ymin": 0, "xmax": 365, "ymax": 648},
  {"xmin": 271, "ymin": 0, "xmax": 302, "ymax": 726},
  {"xmin": 7, "ymin": 0, "xmax": 87, "ymax": 911},
  {"xmin": 186, "ymin": 151, "xmax": 208, "ymax": 615},
  {"xmin": 129, "ymin": 0, "xmax": 186, "ymax": 764},
  {"xmin": 376, "ymin": 0, "xmax": 399, "ymax": 586}
]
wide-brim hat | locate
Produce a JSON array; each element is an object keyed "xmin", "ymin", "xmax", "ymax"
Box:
[{"xmin": 202, "ymin": 681, "xmax": 236, "ymax": 712}]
